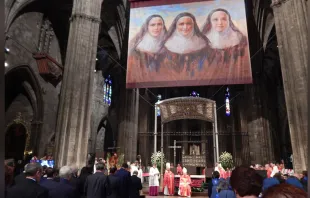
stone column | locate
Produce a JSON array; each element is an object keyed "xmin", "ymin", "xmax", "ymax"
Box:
[
  {"xmin": 30, "ymin": 121, "xmax": 43, "ymax": 156},
  {"xmin": 138, "ymin": 90, "xmax": 150, "ymax": 166},
  {"xmin": 120, "ymin": 88, "xmax": 139, "ymax": 162},
  {"xmin": 54, "ymin": 0, "xmax": 102, "ymax": 168},
  {"xmin": 271, "ymin": 0, "xmax": 308, "ymax": 172},
  {"xmin": 131, "ymin": 88, "xmax": 139, "ymax": 161},
  {"xmin": 246, "ymin": 83, "xmax": 275, "ymax": 165}
]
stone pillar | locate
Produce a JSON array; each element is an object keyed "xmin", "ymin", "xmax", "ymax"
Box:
[
  {"xmin": 120, "ymin": 89, "xmax": 139, "ymax": 162},
  {"xmin": 271, "ymin": 0, "xmax": 308, "ymax": 172},
  {"xmin": 246, "ymin": 83, "xmax": 275, "ymax": 165},
  {"xmin": 131, "ymin": 88, "xmax": 139, "ymax": 161},
  {"xmin": 30, "ymin": 121, "xmax": 43, "ymax": 156},
  {"xmin": 54, "ymin": 0, "xmax": 102, "ymax": 168},
  {"xmin": 138, "ymin": 90, "xmax": 150, "ymax": 166}
]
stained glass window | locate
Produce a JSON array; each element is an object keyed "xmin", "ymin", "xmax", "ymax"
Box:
[
  {"xmin": 225, "ymin": 87, "xmax": 230, "ymax": 116},
  {"xmin": 190, "ymin": 91, "xmax": 199, "ymax": 97},
  {"xmin": 104, "ymin": 75, "xmax": 112, "ymax": 106}
]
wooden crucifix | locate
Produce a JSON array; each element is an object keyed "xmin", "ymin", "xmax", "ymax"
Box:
[
  {"xmin": 107, "ymin": 141, "xmax": 120, "ymax": 153},
  {"xmin": 168, "ymin": 140, "xmax": 182, "ymax": 167}
]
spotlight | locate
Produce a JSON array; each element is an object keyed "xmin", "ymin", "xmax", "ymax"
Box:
[
  {"xmin": 5, "ymin": 62, "xmax": 9, "ymax": 67},
  {"xmin": 94, "ymin": 69, "xmax": 97, "ymax": 72},
  {"xmin": 5, "ymin": 48, "xmax": 10, "ymax": 53},
  {"xmin": 96, "ymin": 58, "xmax": 98, "ymax": 61}
]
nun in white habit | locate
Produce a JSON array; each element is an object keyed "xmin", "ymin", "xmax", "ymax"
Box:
[
  {"xmin": 161, "ymin": 12, "xmax": 211, "ymax": 77},
  {"xmin": 201, "ymin": 8, "xmax": 248, "ymax": 64},
  {"xmin": 127, "ymin": 15, "xmax": 167, "ymax": 83}
]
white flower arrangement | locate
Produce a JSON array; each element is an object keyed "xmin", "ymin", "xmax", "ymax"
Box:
[{"xmin": 151, "ymin": 151, "xmax": 166, "ymax": 169}]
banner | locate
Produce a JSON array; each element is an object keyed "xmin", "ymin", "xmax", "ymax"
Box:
[{"xmin": 126, "ymin": 0, "xmax": 252, "ymax": 88}]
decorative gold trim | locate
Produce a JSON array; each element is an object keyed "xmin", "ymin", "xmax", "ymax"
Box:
[
  {"xmin": 156, "ymin": 97, "xmax": 216, "ymax": 124},
  {"xmin": 5, "ymin": 112, "xmax": 31, "ymax": 154}
]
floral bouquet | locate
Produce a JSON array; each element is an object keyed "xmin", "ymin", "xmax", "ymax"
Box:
[
  {"xmin": 151, "ymin": 151, "xmax": 166, "ymax": 171},
  {"xmin": 219, "ymin": 151, "xmax": 234, "ymax": 171}
]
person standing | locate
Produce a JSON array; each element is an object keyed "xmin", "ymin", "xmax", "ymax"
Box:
[
  {"xmin": 40, "ymin": 166, "xmax": 79, "ymax": 198},
  {"xmin": 149, "ymin": 163, "xmax": 160, "ymax": 196},
  {"xmin": 7, "ymin": 163, "xmax": 49, "ymax": 198},
  {"xmin": 84, "ymin": 163, "xmax": 111, "ymax": 198},
  {"xmin": 163, "ymin": 163, "xmax": 175, "ymax": 195},
  {"xmin": 129, "ymin": 170, "xmax": 143, "ymax": 198},
  {"xmin": 115, "ymin": 163, "xmax": 131, "ymax": 198},
  {"xmin": 108, "ymin": 167, "xmax": 121, "ymax": 198}
]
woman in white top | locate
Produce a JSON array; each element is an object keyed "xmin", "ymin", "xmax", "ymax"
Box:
[{"xmin": 149, "ymin": 163, "xmax": 160, "ymax": 196}]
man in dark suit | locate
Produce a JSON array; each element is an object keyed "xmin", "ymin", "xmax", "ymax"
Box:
[
  {"xmin": 69, "ymin": 165, "xmax": 80, "ymax": 191},
  {"xmin": 84, "ymin": 162, "xmax": 111, "ymax": 198},
  {"xmin": 13, "ymin": 163, "xmax": 28, "ymax": 185},
  {"xmin": 7, "ymin": 162, "xmax": 49, "ymax": 198},
  {"xmin": 108, "ymin": 167, "xmax": 121, "ymax": 198},
  {"xmin": 40, "ymin": 166, "xmax": 79, "ymax": 198},
  {"xmin": 129, "ymin": 170, "xmax": 142, "ymax": 198},
  {"xmin": 115, "ymin": 163, "xmax": 131, "ymax": 198}
]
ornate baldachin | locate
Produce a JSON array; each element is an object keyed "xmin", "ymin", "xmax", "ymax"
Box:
[{"xmin": 70, "ymin": 13, "xmax": 101, "ymax": 23}]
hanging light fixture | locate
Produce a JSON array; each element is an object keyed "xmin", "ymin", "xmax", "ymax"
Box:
[
  {"xmin": 225, "ymin": 87, "xmax": 230, "ymax": 116},
  {"xmin": 190, "ymin": 91, "xmax": 199, "ymax": 97},
  {"xmin": 156, "ymin": 94, "xmax": 161, "ymax": 116}
]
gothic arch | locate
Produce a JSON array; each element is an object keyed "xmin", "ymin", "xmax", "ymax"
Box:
[
  {"xmin": 5, "ymin": 65, "xmax": 44, "ymax": 154},
  {"xmin": 97, "ymin": 116, "xmax": 114, "ymax": 151},
  {"xmin": 5, "ymin": 0, "xmax": 38, "ymax": 31},
  {"xmin": 5, "ymin": 0, "xmax": 72, "ymax": 63},
  {"xmin": 5, "ymin": 65, "xmax": 44, "ymax": 120}
]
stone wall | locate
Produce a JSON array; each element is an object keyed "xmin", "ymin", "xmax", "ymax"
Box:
[{"xmin": 5, "ymin": 11, "xmax": 63, "ymax": 157}]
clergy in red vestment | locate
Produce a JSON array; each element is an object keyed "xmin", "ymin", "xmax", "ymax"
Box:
[
  {"xmin": 178, "ymin": 167, "xmax": 191, "ymax": 197},
  {"xmin": 163, "ymin": 163, "xmax": 175, "ymax": 195}
]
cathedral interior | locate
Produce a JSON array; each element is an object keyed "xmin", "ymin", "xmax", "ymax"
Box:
[{"xmin": 4, "ymin": 0, "xmax": 307, "ymax": 173}]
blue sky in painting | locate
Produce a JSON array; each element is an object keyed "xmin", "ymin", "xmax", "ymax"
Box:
[{"xmin": 129, "ymin": 0, "xmax": 248, "ymax": 40}]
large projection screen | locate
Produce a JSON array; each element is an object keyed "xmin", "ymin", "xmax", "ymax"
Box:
[{"xmin": 126, "ymin": 0, "xmax": 252, "ymax": 88}]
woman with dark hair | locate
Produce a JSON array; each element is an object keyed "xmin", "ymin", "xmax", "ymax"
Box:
[
  {"xmin": 127, "ymin": 14, "xmax": 167, "ymax": 84},
  {"xmin": 201, "ymin": 8, "xmax": 248, "ymax": 65},
  {"xmin": 230, "ymin": 166, "xmax": 263, "ymax": 198},
  {"xmin": 161, "ymin": 12, "xmax": 211, "ymax": 79},
  {"xmin": 262, "ymin": 183, "xmax": 307, "ymax": 198}
]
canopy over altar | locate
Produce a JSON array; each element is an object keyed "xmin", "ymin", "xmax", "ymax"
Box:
[{"xmin": 154, "ymin": 97, "xmax": 219, "ymax": 186}]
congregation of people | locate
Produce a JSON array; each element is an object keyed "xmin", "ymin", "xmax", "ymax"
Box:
[
  {"xmin": 5, "ymin": 157, "xmax": 308, "ymax": 198},
  {"xmin": 5, "ymin": 161, "xmax": 142, "ymax": 198}
]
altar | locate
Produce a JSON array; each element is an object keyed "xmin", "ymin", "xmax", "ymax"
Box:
[{"xmin": 174, "ymin": 175, "xmax": 205, "ymax": 188}]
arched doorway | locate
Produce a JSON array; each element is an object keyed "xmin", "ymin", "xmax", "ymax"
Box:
[
  {"xmin": 5, "ymin": 65, "xmax": 44, "ymax": 159},
  {"xmin": 5, "ymin": 122, "xmax": 28, "ymax": 160}
]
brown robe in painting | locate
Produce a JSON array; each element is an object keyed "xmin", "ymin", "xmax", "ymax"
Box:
[
  {"xmin": 159, "ymin": 47, "xmax": 209, "ymax": 82},
  {"xmin": 127, "ymin": 49, "xmax": 165, "ymax": 85}
]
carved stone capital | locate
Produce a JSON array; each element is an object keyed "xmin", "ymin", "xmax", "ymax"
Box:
[
  {"xmin": 70, "ymin": 13, "xmax": 101, "ymax": 23},
  {"xmin": 271, "ymin": 0, "xmax": 291, "ymax": 8}
]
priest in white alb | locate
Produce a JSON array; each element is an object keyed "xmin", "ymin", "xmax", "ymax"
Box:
[{"xmin": 149, "ymin": 163, "xmax": 160, "ymax": 196}]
